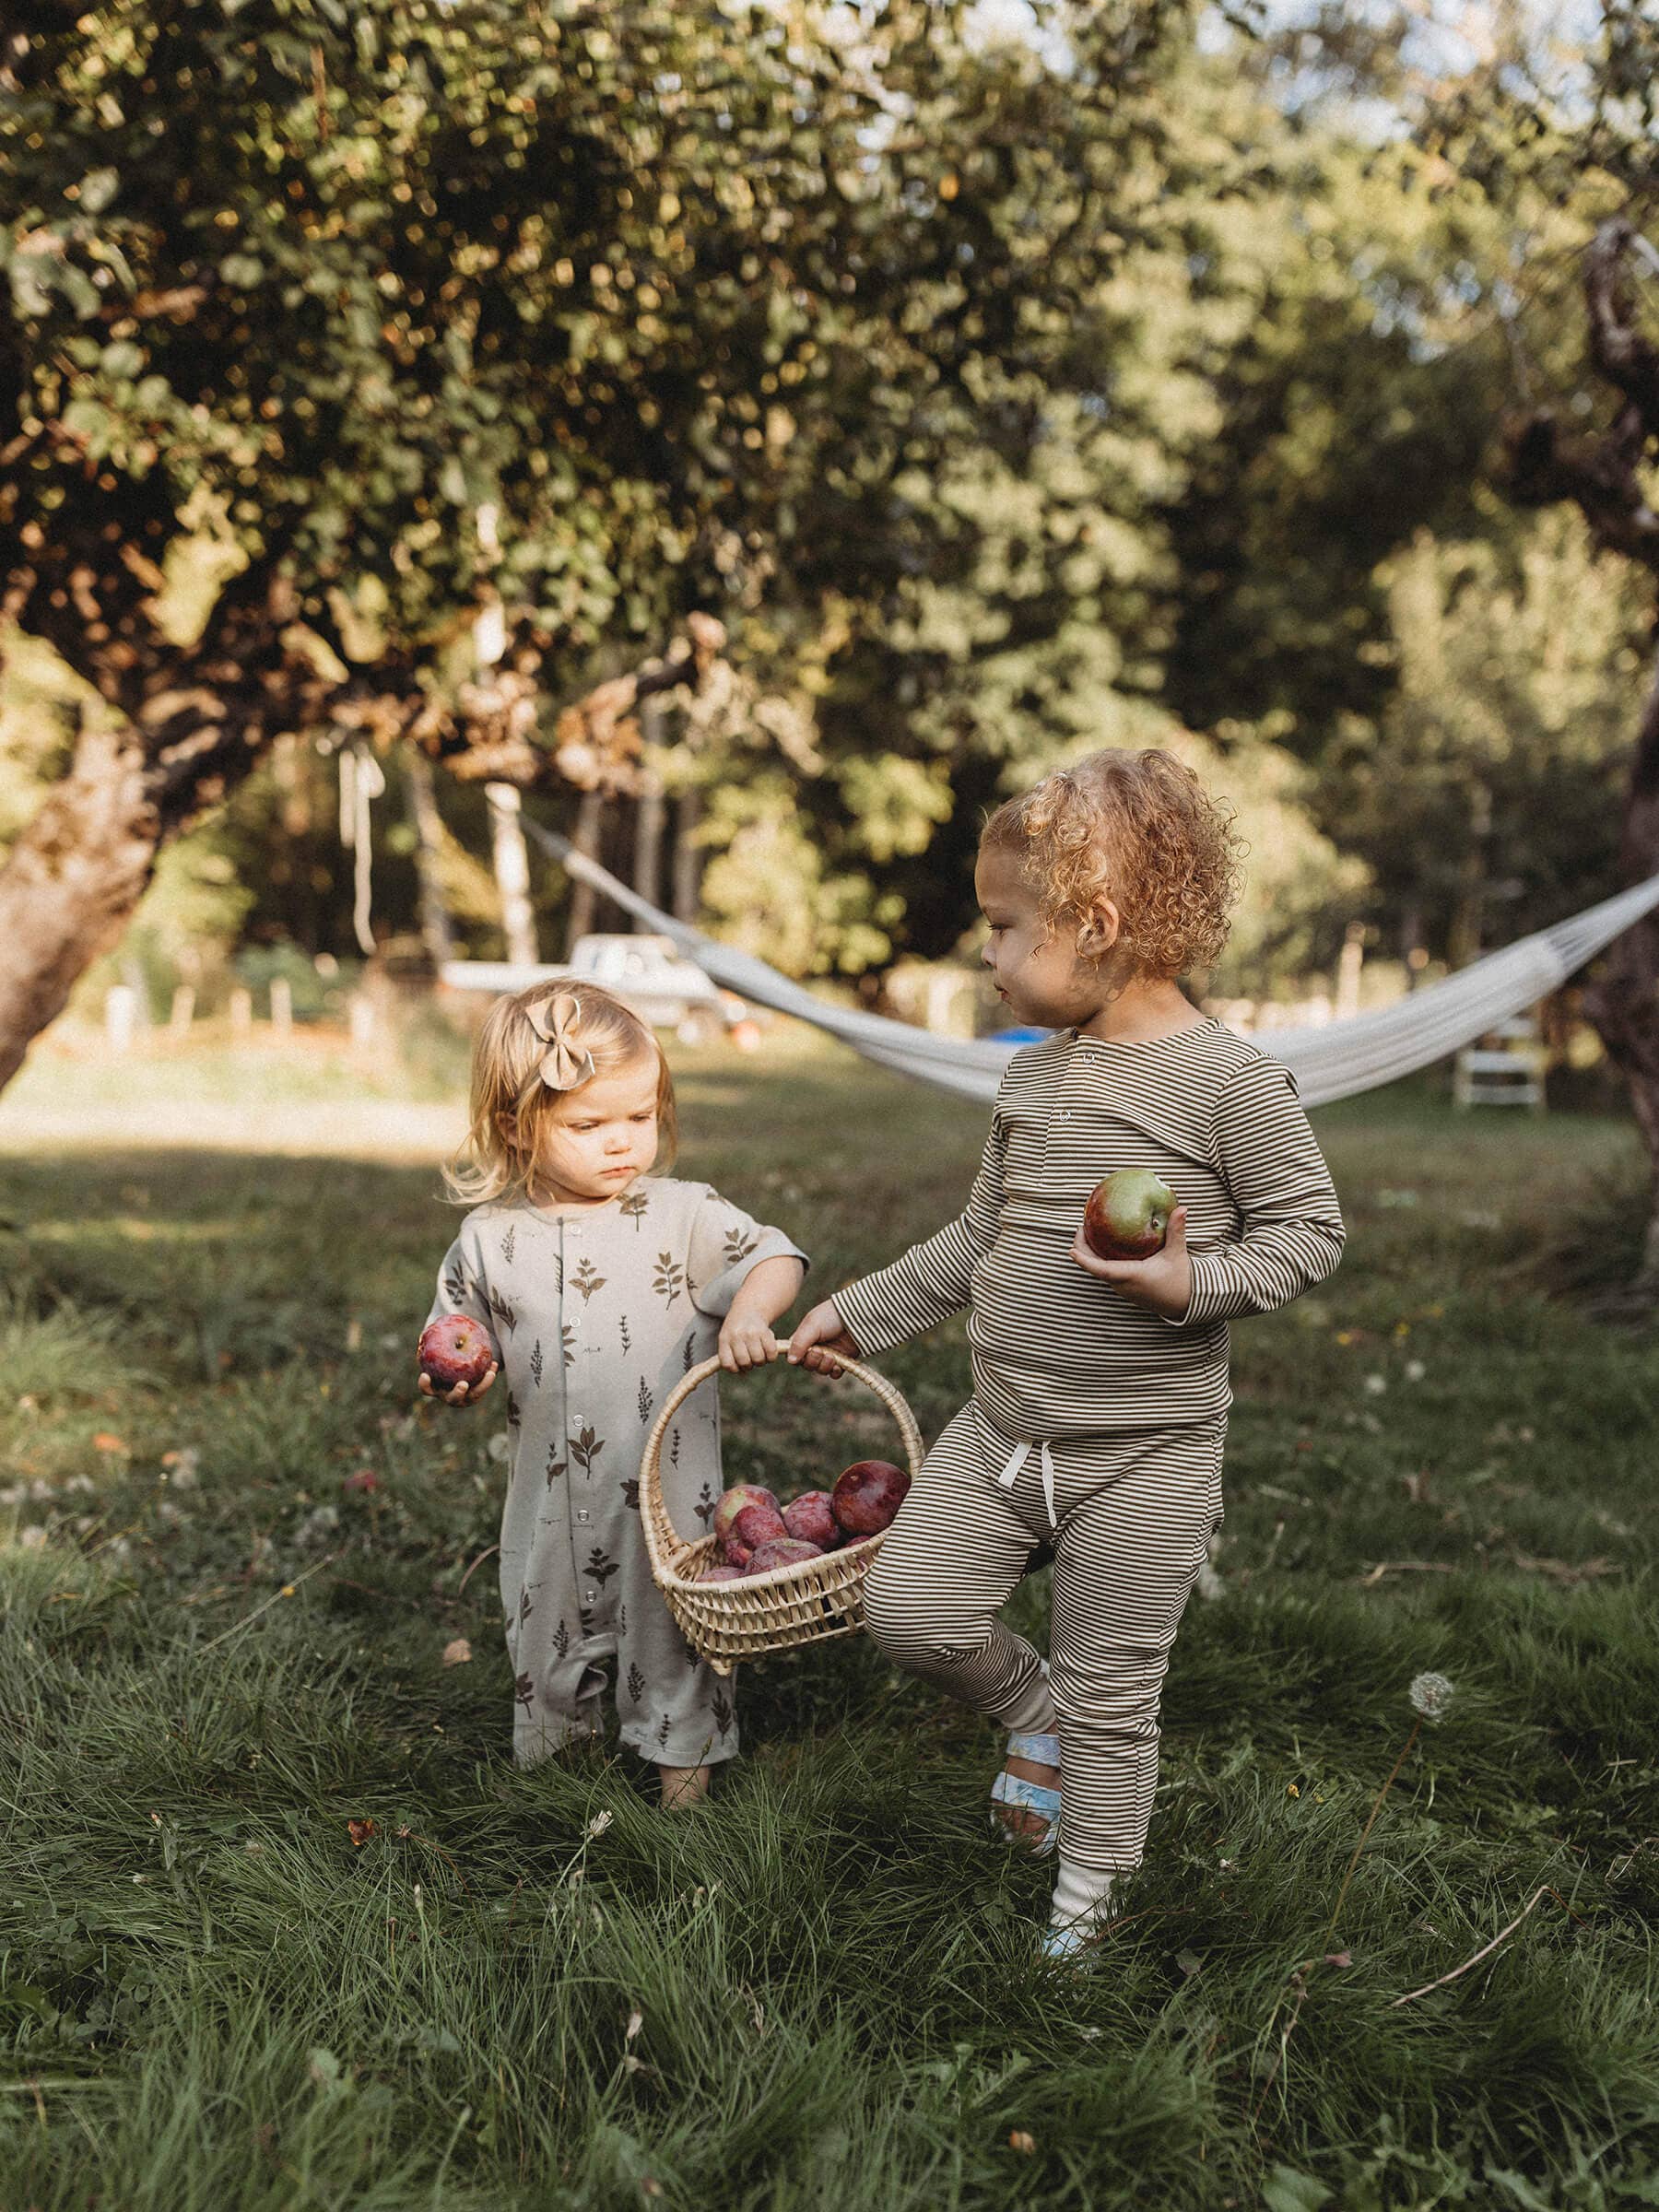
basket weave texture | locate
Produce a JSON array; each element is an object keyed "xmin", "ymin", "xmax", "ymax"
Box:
[{"xmin": 638, "ymin": 1338, "xmax": 924, "ymax": 1676}]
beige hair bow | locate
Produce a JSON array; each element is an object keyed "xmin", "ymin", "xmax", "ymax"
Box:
[{"xmin": 524, "ymin": 992, "xmax": 595, "ymax": 1091}]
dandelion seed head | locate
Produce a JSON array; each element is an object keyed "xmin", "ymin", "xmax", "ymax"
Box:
[
  {"xmin": 585, "ymin": 1809, "xmax": 614, "ymax": 1840},
  {"xmin": 1409, "ymin": 1671, "xmax": 1454, "ymax": 1722}
]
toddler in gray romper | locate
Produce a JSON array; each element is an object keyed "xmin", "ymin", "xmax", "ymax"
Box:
[
  {"xmin": 429, "ymin": 1182, "xmax": 806, "ymax": 1769},
  {"xmin": 423, "ymin": 982, "xmax": 806, "ymax": 1790}
]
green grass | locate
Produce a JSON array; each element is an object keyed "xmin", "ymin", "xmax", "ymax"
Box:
[{"xmin": 2, "ymin": 1032, "xmax": 1657, "ymax": 2208}]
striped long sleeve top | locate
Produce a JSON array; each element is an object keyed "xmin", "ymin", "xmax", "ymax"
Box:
[{"xmin": 833, "ymin": 1019, "xmax": 1346, "ymax": 1438}]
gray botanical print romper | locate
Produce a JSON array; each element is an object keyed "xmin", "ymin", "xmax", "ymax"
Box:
[{"xmin": 428, "ymin": 1178, "xmax": 807, "ymax": 1768}]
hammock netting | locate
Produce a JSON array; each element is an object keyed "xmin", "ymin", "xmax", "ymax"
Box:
[{"xmin": 523, "ymin": 819, "xmax": 1659, "ymax": 1111}]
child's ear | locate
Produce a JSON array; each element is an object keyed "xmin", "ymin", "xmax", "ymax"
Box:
[{"xmin": 1076, "ymin": 897, "xmax": 1121, "ymax": 961}]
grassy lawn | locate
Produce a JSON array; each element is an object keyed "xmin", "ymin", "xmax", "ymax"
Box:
[{"xmin": 2, "ymin": 1029, "xmax": 1657, "ymax": 2208}]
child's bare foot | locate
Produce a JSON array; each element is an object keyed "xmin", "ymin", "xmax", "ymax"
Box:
[{"xmin": 657, "ymin": 1762, "xmax": 712, "ymax": 1812}]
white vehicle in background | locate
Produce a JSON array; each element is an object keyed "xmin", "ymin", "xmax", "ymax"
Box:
[{"xmin": 441, "ymin": 934, "xmax": 748, "ymax": 1045}]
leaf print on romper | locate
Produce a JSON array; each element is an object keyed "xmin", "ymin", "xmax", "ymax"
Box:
[
  {"xmin": 626, "ymin": 1661, "xmax": 646, "ymax": 1706},
  {"xmin": 619, "ymin": 1312, "xmax": 631, "ymax": 1357},
  {"xmin": 488, "ymin": 1286, "xmax": 519, "ymax": 1335},
  {"xmin": 583, "ymin": 1546, "xmax": 618, "ymax": 1588},
  {"xmin": 637, "ymin": 1375, "xmax": 653, "ymax": 1426},
  {"xmin": 443, "ymin": 1263, "xmax": 470, "ymax": 1309},
  {"xmin": 571, "ymin": 1257, "xmax": 606, "ymax": 1303},
  {"xmin": 723, "ymin": 1225, "xmax": 759, "ymax": 1270},
  {"xmin": 694, "ymin": 1480, "xmax": 716, "ymax": 1528},
  {"xmin": 549, "ymin": 1618, "xmax": 571, "ymax": 1659},
  {"xmin": 712, "ymin": 1688, "xmax": 735, "ymax": 1739},
  {"xmin": 515, "ymin": 1671, "xmax": 535, "ymax": 1716},
  {"xmin": 653, "ymin": 1253, "xmax": 685, "ymax": 1305},
  {"xmin": 529, "ymin": 1337, "xmax": 544, "ymax": 1389},
  {"xmin": 561, "ymin": 1323, "xmax": 575, "ymax": 1369},
  {"xmin": 619, "ymin": 1189, "xmax": 649, "ymax": 1231},
  {"xmin": 545, "ymin": 1442, "xmax": 568, "ymax": 1488},
  {"xmin": 569, "ymin": 1424, "xmax": 604, "ymax": 1477},
  {"xmin": 500, "ymin": 1225, "xmax": 516, "ymax": 1265}
]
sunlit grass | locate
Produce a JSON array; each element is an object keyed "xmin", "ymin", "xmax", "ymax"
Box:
[{"xmin": 2, "ymin": 1041, "xmax": 1656, "ymax": 2206}]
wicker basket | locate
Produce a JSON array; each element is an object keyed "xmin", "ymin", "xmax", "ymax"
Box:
[{"xmin": 638, "ymin": 1337, "xmax": 925, "ymax": 1675}]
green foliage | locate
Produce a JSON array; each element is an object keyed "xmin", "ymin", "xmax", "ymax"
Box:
[
  {"xmin": 3, "ymin": 0, "xmax": 1204, "ymax": 686},
  {"xmin": 2, "ymin": 1046, "xmax": 1658, "ymax": 2204},
  {"xmin": 1328, "ymin": 511, "xmax": 1649, "ymax": 956},
  {"xmin": 6, "ymin": 1, "xmax": 1648, "ymax": 1008}
]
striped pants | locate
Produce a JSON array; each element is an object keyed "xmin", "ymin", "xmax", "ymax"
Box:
[{"xmin": 862, "ymin": 1397, "xmax": 1225, "ymax": 1873}]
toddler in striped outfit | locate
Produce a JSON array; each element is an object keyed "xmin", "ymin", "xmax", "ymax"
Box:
[{"xmin": 788, "ymin": 748, "xmax": 1345, "ymax": 1960}]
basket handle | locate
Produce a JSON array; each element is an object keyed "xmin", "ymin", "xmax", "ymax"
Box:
[{"xmin": 636, "ymin": 1336, "xmax": 925, "ymax": 1582}]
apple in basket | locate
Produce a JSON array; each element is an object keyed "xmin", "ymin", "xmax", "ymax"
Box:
[
  {"xmin": 782, "ymin": 1490, "xmax": 841, "ymax": 1548},
  {"xmin": 1082, "ymin": 1168, "xmax": 1176, "ymax": 1261},
  {"xmin": 746, "ymin": 1536, "xmax": 824, "ymax": 1574},
  {"xmin": 712, "ymin": 1484, "xmax": 786, "ymax": 1567},
  {"xmin": 418, "ymin": 1314, "xmax": 497, "ymax": 1392},
  {"xmin": 831, "ymin": 1460, "xmax": 911, "ymax": 1538},
  {"xmin": 697, "ymin": 1563, "xmax": 747, "ymax": 1584}
]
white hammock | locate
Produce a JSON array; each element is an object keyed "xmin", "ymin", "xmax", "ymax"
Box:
[{"xmin": 523, "ymin": 819, "xmax": 1659, "ymax": 1109}]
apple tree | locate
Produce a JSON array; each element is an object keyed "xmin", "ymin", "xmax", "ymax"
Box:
[{"xmin": 1, "ymin": 0, "xmax": 1215, "ymax": 1085}]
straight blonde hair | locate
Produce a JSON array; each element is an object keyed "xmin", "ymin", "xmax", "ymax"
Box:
[{"xmin": 444, "ymin": 982, "xmax": 677, "ymax": 1206}]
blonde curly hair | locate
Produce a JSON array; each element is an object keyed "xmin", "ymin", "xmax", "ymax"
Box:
[
  {"xmin": 444, "ymin": 981, "xmax": 677, "ymax": 1206},
  {"xmin": 982, "ymin": 747, "xmax": 1244, "ymax": 979}
]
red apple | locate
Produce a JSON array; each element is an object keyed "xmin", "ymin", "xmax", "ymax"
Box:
[
  {"xmin": 782, "ymin": 1490, "xmax": 840, "ymax": 1548},
  {"xmin": 712, "ymin": 1484, "xmax": 784, "ymax": 1566},
  {"xmin": 730, "ymin": 1500, "xmax": 787, "ymax": 1560},
  {"xmin": 342, "ymin": 1468, "xmax": 380, "ymax": 1495},
  {"xmin": 831, "ymin": 1459, "xmax": 911, "ymax": 1537},
  {"xmin": 697, "ymin": 1564, "xmax": 746, "ymax": 1583},
  {"xmin": 418, "ymin": 1314, "xmax": 497, "ymax": 1392},
  {"xmin": 1082, "ymin": 1169, "xmax": 1176, "ymax": 1261},
  {"xmin": 745, "ymin": 1536, "xmax": 823, "ymax": 1575}
]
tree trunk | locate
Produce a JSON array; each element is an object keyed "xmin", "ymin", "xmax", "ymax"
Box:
[
  {"xmin": 632, "ymin": 696, "xmax": 666, "ymax": 927},
  {"xmin": 672, "ymin": 787, "xmax": 703, "ymax": 924},
  {"xmin": 0, "ymin": 718, "xmax": 160, "ymax": 1092},
  {"xmin": 565, "ymin": 789, "xmax": 605, "ymax": 954},
  {"xmin": 1582, "ymin": 642, "xmax": 1659, "ymax": 1288},
  {"xmin": 405, "ymin": 749, "xmax": 455, "ymax": 966},
  {"xmin": 634, "ymin": 781, "xmax": 666, "ymax": 924},
  {"xmin": 485, "ymin": 781, "xmax": 539, "ymax": 967}
]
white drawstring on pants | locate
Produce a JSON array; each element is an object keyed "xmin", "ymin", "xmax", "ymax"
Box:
[{"xmin": 996, "ymin": 1438, "xmax": 1058, "ymax": 1532}]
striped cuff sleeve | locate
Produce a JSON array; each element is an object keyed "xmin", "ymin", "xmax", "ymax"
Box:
[
  {"xmin": 1177, "ymin": 1218, "xmax": 1346, "ymax": 1325},
  {"xmin": 833, "ymin": 1219, "xmax": 980, "ymax": 1357}
]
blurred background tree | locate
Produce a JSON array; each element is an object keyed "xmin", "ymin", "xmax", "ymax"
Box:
[{"xmin": 3, "ymin": 0, "xmax": 1656, "ymax": 1160}]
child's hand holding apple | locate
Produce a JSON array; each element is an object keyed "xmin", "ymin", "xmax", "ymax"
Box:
[
  {"xmin": 418, "ymin": 1316, "xmax": 500, "ymax": 1406},
  {"xmin": 1071, "ymin": 1171, "xmax": 1193, "ymax": 1321}
]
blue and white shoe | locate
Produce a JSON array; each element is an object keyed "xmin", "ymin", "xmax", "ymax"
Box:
[
  {"xmin": 1038, "ymin": 1918, "xmax": 1100, "ymax": 1969},
  {"xmin": 989, "ymin": 1731, "xmax": 1061, "ymax": 1857}
]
